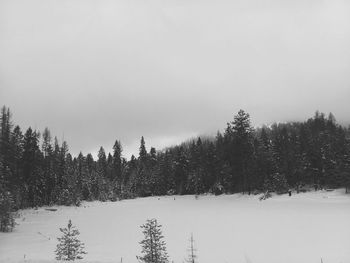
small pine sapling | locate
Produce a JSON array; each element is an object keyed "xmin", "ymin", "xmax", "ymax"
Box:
[
  {"xmin": 138, "ymin": 218, "xmax": 169, "ymax": 263},
  {"xmin": 185, "ymin": 233, "xmax": 197, "ymax": 263},
  {"xmin": 55, "ymin": 219, "xmax": 87, "ymax": 261}
]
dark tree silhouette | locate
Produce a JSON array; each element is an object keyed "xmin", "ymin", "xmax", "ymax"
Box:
[{"xmin": 138, "ymin": 219, "xmax": 169, "ymax": 263}]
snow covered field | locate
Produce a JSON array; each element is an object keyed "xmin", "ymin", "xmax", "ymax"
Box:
[{"xmin": 0, "ymin": 190, "xmax": 349, "ymax": 263}]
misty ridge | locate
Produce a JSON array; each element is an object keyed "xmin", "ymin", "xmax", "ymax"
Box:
[{"xmin": 1, "ymin": 105, "xmax": 349, "ymax": 213}]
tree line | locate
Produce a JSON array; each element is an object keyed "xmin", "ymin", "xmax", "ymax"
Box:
[{"xmin": 1, "ymin": 105, "xmax": 350, "ymax": 227}]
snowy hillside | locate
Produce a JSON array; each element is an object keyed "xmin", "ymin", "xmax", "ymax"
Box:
[{"xmin": 1, "ymin": 190, "xmax": 349, "ymax": 263}]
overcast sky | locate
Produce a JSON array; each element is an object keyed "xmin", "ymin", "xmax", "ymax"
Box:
[{"xmin": 0, "ymin": 0, "xmax": 349, "ymax": 159}]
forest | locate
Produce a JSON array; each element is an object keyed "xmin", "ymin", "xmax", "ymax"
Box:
[{"xmin": 0, "ymin": 105, "xmax": 349, "ymax": 215}]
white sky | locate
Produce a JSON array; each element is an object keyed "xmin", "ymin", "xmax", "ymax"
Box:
[{"xmin": 1, "ymin": 0, "xmax": 349, "ymax": 158}]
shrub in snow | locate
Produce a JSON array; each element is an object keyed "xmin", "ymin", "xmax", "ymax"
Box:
[
  {"xmin": 0, "ymin": 190, "xmax": 16, "ymax": 232},
  {"xmin": 166, "ymin": 189, "xmax": 175, "ymax": 196},
  {"xmin": 138, "ymin": 218, "xmax": 169, "ymax": 263},
  {"xmin": 186, "ymin": 171, "xmax": 205, "ymax": 195},
  {"xmin": 264, "ymin": 172, "xmax": 289, "ymax": 194},
  {"xmin": 211, "ymin": 182, "xmax": 224, "ymax": 196},
  {"xmin": 55, "ymin": 219, "xmax": 87, "ymax": 261},
  {"xmin": 119, "ymin": 189, "xmax": 137, "ymax": 200},
  {"xmin": 58, "ymin": 189, "xmax": 81, "ymax": 207},
  {"xmin": 259, "ymin": 191, "xmax": 272, "ymax": 201}
]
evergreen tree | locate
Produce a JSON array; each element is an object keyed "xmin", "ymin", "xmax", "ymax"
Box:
[
  {"xmin": 263, "ymin": 172, "xmax": 289, "ymax": 194},
  {"xmin": 139, "ymin": 219, "xmax": 169, "ymax": 263},
  {"xmin": 123, "ymin": 154, "xmax": 139, "ymax": 198},
  {"xmin": 0, "ymin": 106, "xmax": 13, "ymax": 191},
  {"xmin": 42, "ymin": 128, "xmax": 52, "ymax": 158},
  {"xmin": 113, "ymin": 140, "xmax": 123, "ymax": 194},
  {"xmin": 154, "ymin": 152, "xmax": 171, "ymax": 195},
  {"xmin": 55, "ymin": 219, "xmax": 87, "ymax": 261},
  {"xmin": 215, "ymin": 132, "xmax": 231, "ymax": 193},
  {"xmin": 58, "ymin": 154, "xmax": 80, "ymax": 206},
  {"xmin": 77, "ymin": 153, "xmax": 91, "ymax": 200},
  {"xmin": 9, "ymin": 125, "xmax": 24, "ymax": 206},
  {"xmin": 96, "ymin": 147, "xmax": 109, "ymax": 200},
  {"xmin": 185, "ymin": 233, "xmax": 197, "ymax": 263},
  {"xmin": 254, "ymin": 128, "xmax": 277, "ymax": 190},
  {"xmin": 137, "ymin": 137, "xmax": 152, "ymax": 196},
  {"xmin": 22, "ymin": 127, "xmax": 43, "ymax": 207},
  {"xmin": 147, "ymin": 147, "xmax": 160, "ymax": 194},
  {"xmin": 149, "ymin": 147, "xmax": 157, "ymax": 167},
  {"xmin": 173, "ymin": 146, "xmax": 188, "ymax": 195},
  {"xmin": 139, "ymin": 136, "xmax": 148, "ymax": 163},
  {"xmin": 0, "ymin": 186, "xmax": 16, "ymax": 232},
  {"xmin": 230, "ymin": 110, "xmax": 254, "ymax": 194},
  {"xmin": 97, "ymin": 146, "xmax": 107, "ymax": 179},
  {"xmin": 187, "ymin": 139, "xmax": 204, "ymax": 194}
]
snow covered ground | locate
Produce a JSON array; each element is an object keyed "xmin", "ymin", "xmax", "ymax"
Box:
[{"xmin": 0, "ymin": 190, "xmax": 349, "ymax": 263}]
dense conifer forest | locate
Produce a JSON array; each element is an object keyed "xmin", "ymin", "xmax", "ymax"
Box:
[{"xmin": 0, "ymin": 105, "xmax": 349, "ymax": 211}]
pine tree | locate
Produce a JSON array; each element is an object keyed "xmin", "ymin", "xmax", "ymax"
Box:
[
  {"xmin": 230, "ymin": 110, "xmax": 254, "ymax": 194},
  {"xmin": 254, "ymin": 128, "xmax": 277, "ymax": 190},
  {"xmin": 139, "ymin": 219, "xmax": 169, "ymax": 263},
  {"xmin": 58, "ymin": 154, "xmax": 81, "ymax": 206},
  {"xmin": 185, "ymin": 233, "xmax": 197, "ymax": 263},
  {"xmin": 137, "ymin": 137, "xmax": 152, "ymax": 196},
  {"xmin": 187, "ymin": 139, "xmax": 205, "ymax": 194},
  {"xmin": 173, "ymin": 146, "xmax": 188, "ymax": 195},
  {"xmin": 22, "ymin": 127, "xmax": 43, "ymax": 207},
  {"xmin": 97, "ymin": 146, "xmax": 107, "ymax": 178},
  {"xmin": 42, "ymin": 127, "xmax": 52, "ymax": 158},
  {"xmin": 0, "ymin": 106, "xmax": 13, "ymax": 191},
  {"xmin": 0, "ymin": 185, "xmax": 16, "ymax": 232},
  {"xmin": 55, "ymin": 219, "xmax": 87, "ymax": 261},
  {"xmin": 154, "ymin": 152, "xmax": 171, "ymax": 195},
  {"xmin": 263, "ymin": 172, "xmax": 289, "ymax": 194},
  {"xmin": 139, "ymin": 136, "xmax": 148, "ymax": 163},
  {"xmin": 96, "ymin": 147, "xmax": 109, "ymax": 200},
  {"xmin": 8, "ymin": 125, "xmax": 24, "ymax": 207},
  {"xmin": 113, "ymin": 140, "xmax": 123, "ymax": 194}
]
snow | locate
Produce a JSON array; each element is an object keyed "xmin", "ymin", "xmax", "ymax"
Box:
[{"xmin": 1, "ymin": 190, "xmax": 350, "ymax": 263}]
